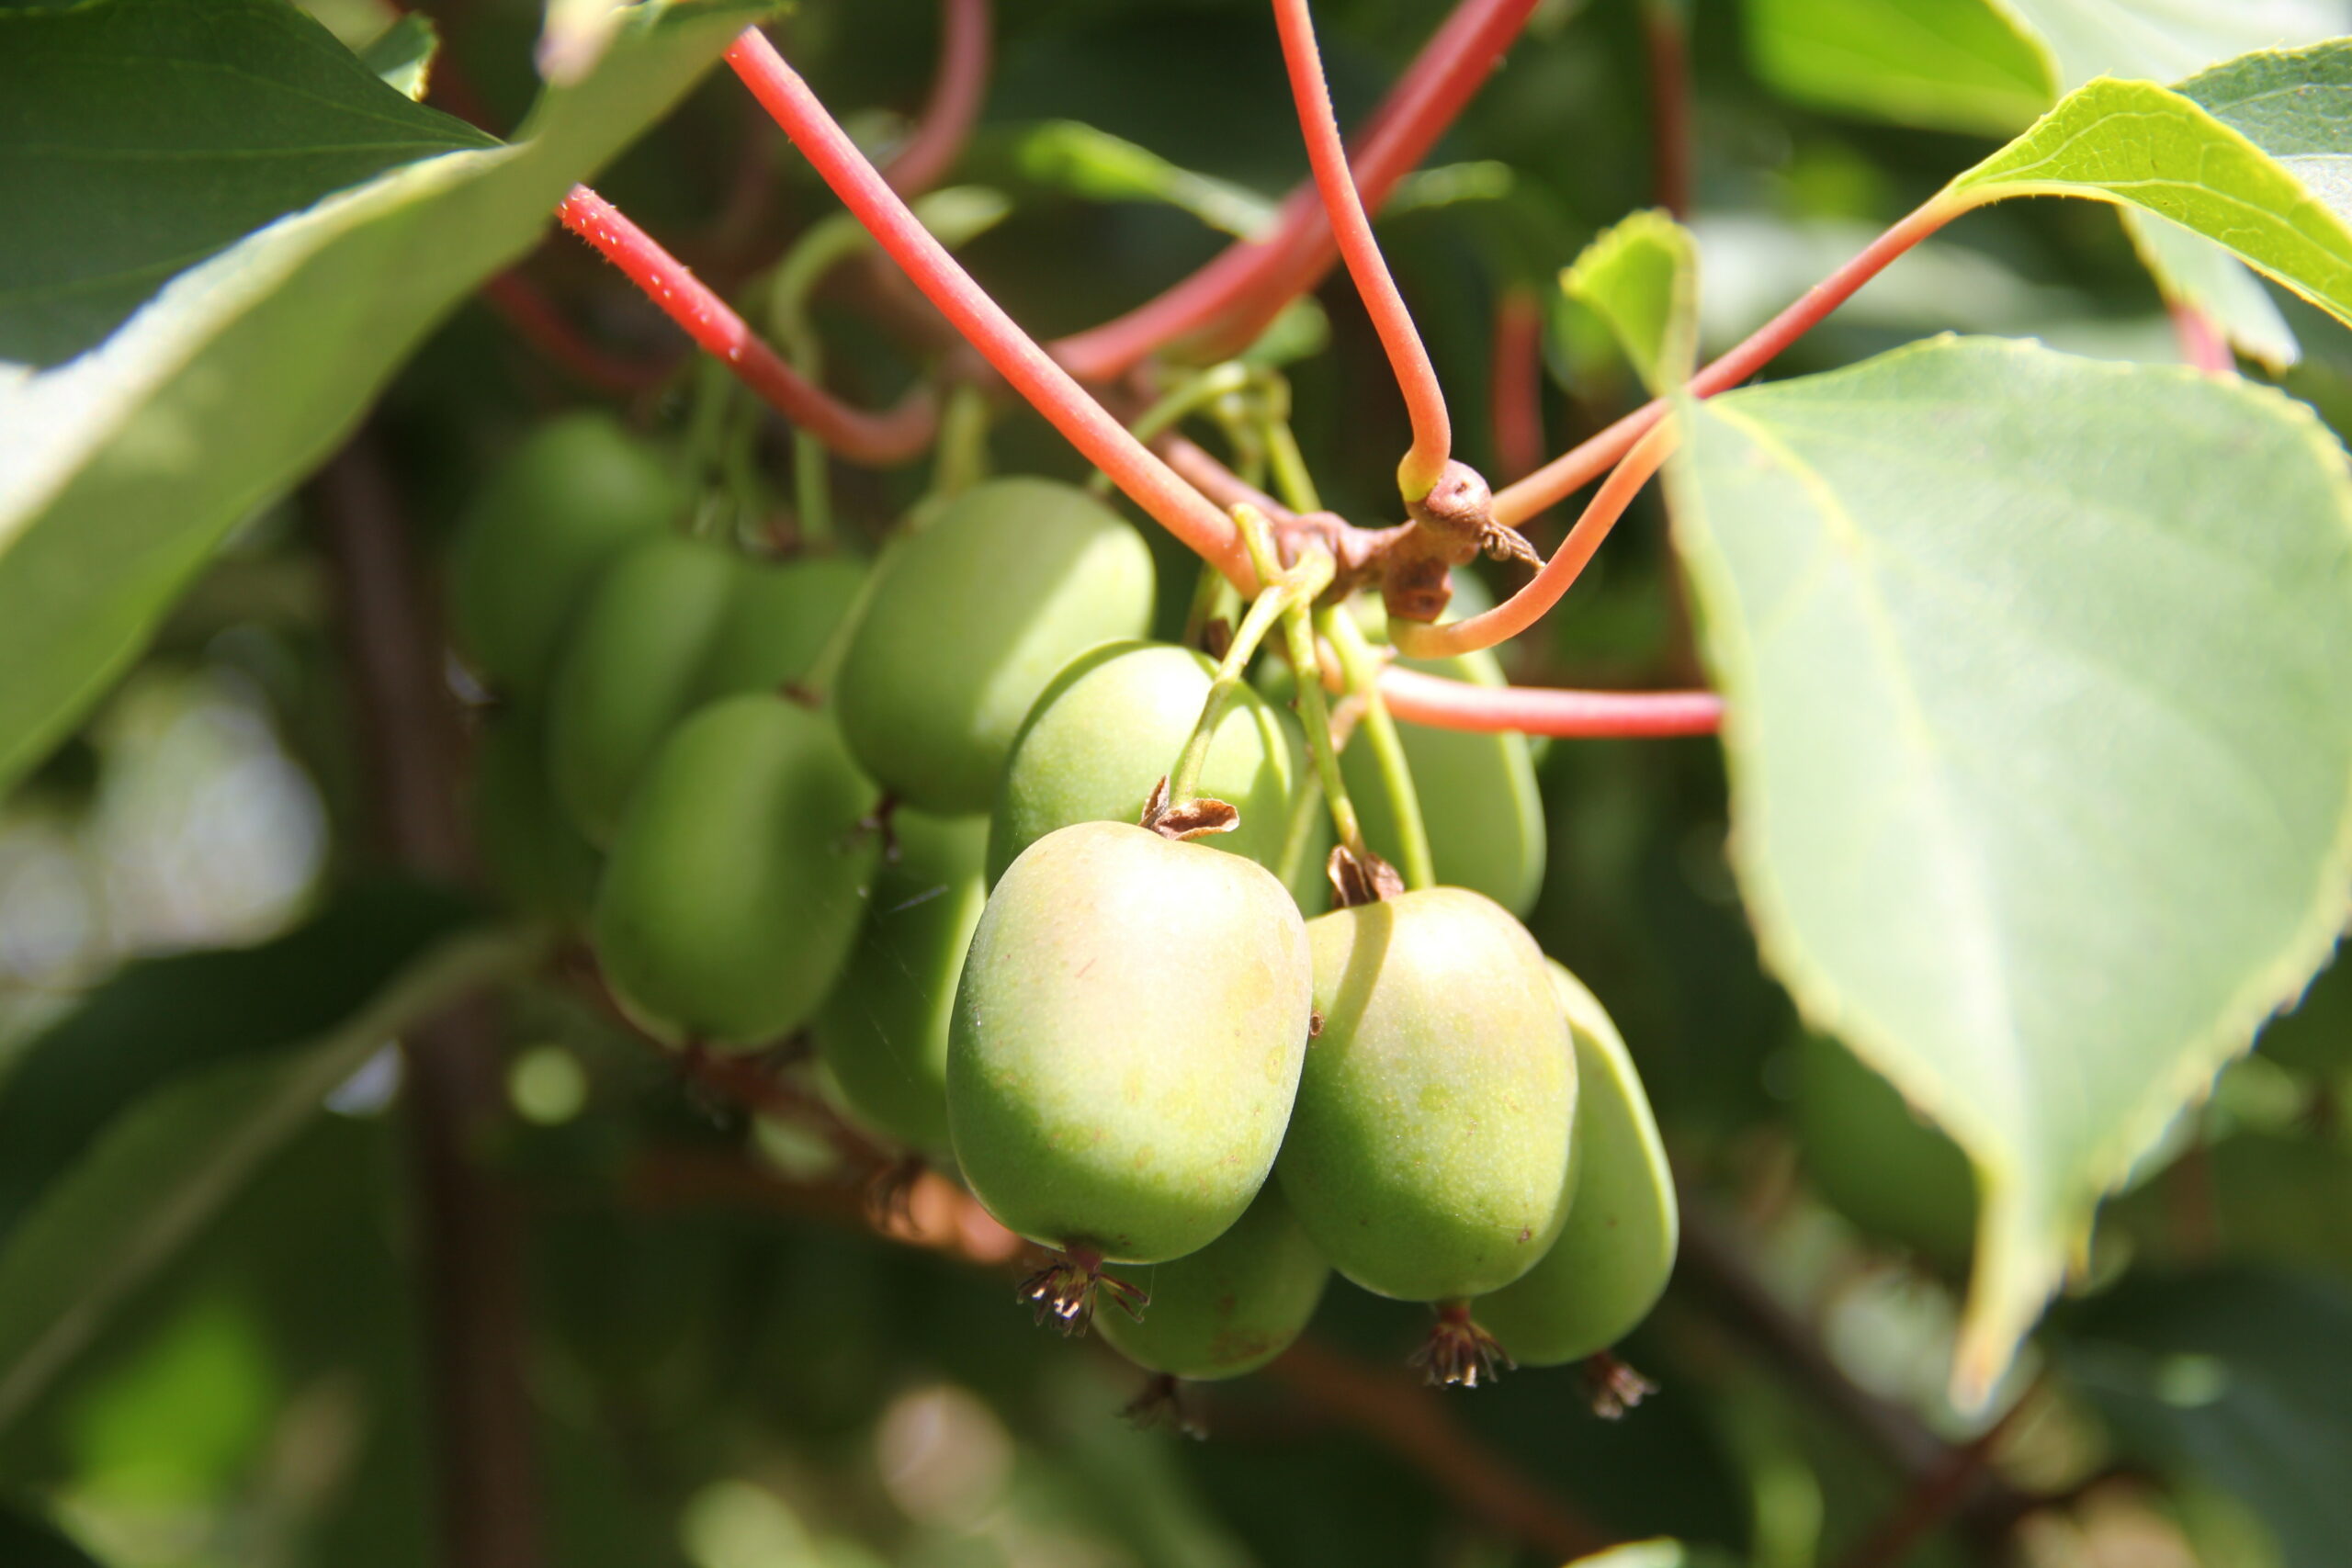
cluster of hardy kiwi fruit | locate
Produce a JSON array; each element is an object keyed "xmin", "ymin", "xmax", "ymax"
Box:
[{"xmin": 451, "ymin": 411, "xmax": 1678, "ymax": 1399}]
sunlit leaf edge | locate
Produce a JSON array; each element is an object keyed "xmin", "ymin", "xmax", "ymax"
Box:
[{"xmin": 1664, "ymin": 333, "xmax": 2352, "ymax": 1404}]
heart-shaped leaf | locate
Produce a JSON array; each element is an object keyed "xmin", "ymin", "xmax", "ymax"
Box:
[
  {"xmin": 1668, "ymin": 336, "xmax": 2352, "ymax": 1399},
  {"xmin": 1562, "ymin": 209, "xmax": 1699, "ymax": 396}
]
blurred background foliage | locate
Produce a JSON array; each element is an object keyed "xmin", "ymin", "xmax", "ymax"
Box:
[{"xmin": 2, "ymin": 1, "xmax": 2348, "ymax": 1565}]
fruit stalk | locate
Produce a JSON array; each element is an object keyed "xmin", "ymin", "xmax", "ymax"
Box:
[
  {"xmin": 1394, "ymin": 417, "xmax": 1681, "ymax": 660},
  {"xmin": 553, "ymin": 185, "xmax": 939, "ymax": 465},
  {"xmin": 1089, "ymin": 361, "xmax": 1256, "ymax": 498},
  {"xmin": 1272, "ymin": 0, "xmax": 1453, "ymax": 502},
  {"xmin": 1491, "ymin": 193, "xmax": 1962, "ymax": 525},
  {"xmin": 1323, "ymin": 606, "xmax": 1435, "ymax": 891},
  {"xmin": 726, "ymin": 28, "xmax": 1258, "ymax": 585},
  {"xmin": 1167, "ymin": 519, "xmax": 1333, "ymax": 807},
  {"xmin": 1048, "ymin": 0, "xmax": 1541, "ymax": 379}
]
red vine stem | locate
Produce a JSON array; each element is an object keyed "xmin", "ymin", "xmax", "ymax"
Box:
[
  {"xmin": 480, "ymin": 270, "xmax": 679, "ymax": 393},
  {"xmin": 1489, "ymin": 285, "xmax": 1547, "ymax": 488},
  {"xmin": 1377, "ymin": 669, "xmax": 1723, "ymax": 737},
  {"xmin": 1049, "ymin": 0, "xmax": 1539, "ymax": 381},
  {"xmin": 1491, "ymin": 194, "xmax": 1963, "ymax": 527},
  {"xmin": 554, "ymin": 185, "xmax": 939, "ymax": 464},
  {"xmin": 1272, "ymin": 0, "xmax": 1453, "ymax": 502},
  {"xmin": 1395, "ymin": 418, "xmax": 1679, "ymax": 659},
  {"xmin": 725, "ymin": 28, "xmax": 1255, "ymax": 583},
  {"xmin": 882, "ymin": 0, "xmax": 993, "ymax": 197},
  {"xmin": 1642, "ymin": 0, "xmax": 1692, "ymax": 220}
]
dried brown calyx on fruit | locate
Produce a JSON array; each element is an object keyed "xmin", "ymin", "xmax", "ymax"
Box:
[
  {"xmin": 1018, "ymin": 1247, "xmax": 1148, "ymax": 1335},
  {"xmin": 1139, "ymin": 775, "xmax": 1241, "ymax": 841},
  {"xmin": 1326, "ymin": 844, "xmax": 1404, "ymax": 908}
]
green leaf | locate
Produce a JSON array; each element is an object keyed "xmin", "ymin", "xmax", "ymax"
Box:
[
  {"xmin": 0, "ymin": 886, "xmax": 537, "ymax": 1435},
  {"xmin": 1990, "ymin": 0, "xmax": 2344, "ymax": 93},
  {"xmin": 0, "ymin": 0, "xmax": 773, "ymax": 797},
  {"xmin": 0, "ymin": 880, "xmax": 491, "ymax": 1247},
  {"xmin": 999, "ymin": 119, "xmax": 1277, "ymax": 240},
  {"xmin": 1561, "ymin": 209, "xmax": 1699, "ymax": 395},
  {"xmin": 1667, "ymin": 336, "xmax": 2352, "ymax": 1401},
  {"xmin": 2056, "ymin": 1266, "xmax": 2352, "ymax": 1568},
  {"xmin": 1949, "ymin": 56, "xmax": 2352, "ymax": 337},
  {"xmin": 1742, "ymin": 0, "xmax": 2055, "ymax": 137},
  {"xmin": 359, "ymin": 12, "xmax": 439, "ymax": 101},
  {"xmin": 0, "ymin": 0, "xmax": 496, "ymax": 367},
  {"xmin": 0, "ymin": 1505, "xmax": 102, "ymax": 1568}
]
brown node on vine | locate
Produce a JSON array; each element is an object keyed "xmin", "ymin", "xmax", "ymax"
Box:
[
  {"xmin": 1582, "ymin": 1351, "xmax": 1657, "ymax": 1419},
  {"xmin": 1122, "ymin": 1372, "xmax": 1208, "ymax": 1439},
  {"xmin": 1139, "ymin": 775, "xmax": 1241, "ymax": 841},
  {"xmin": 1327, "ymin": 844, "xmax": 1404, "ymax": 908},
  {"xmin": 863, "ymin": 1153, "xmax": 927, "ymax": 1230},
  {"xmin": 1412, "ymin": 1301, "xmax": 1512, "ymax": 1389},
  {"xmin": 1378, "ymin": 458, "xmax": 1540, "ymax": 625},
  {"xmin": 777, "ymin": 680, "xmax": 823, "ymax": 709},
  {"xmin": 1018, "ymin": 1245, "xmax": 1148, "ymax": 1336}
]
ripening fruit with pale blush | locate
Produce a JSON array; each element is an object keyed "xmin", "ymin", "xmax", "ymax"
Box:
[
  {"xmin": 988, "ymin": 640, "xmax": 1296, "ymax": 884},
  {"xmin": 947, "ymin": 821, "xmax": 1313, "ymax": 1263},
  {"xmin": 1097, "ymin": 1182, "xmax": 1329, "ymax": 1381},
  {"xmin": 594, "ymin": 694, "xmax": 878, "ymax": 1048},
  {"xmin": 812, "ymin": 811, "xmax": 989, "ymax": 1157},
  {"xmin": 1476, "ymin": 962, "xmax": 1678, "ymax": 1365},
  {"xmin": 447, "ymin": 413, "xmax": 680, "ymax": 697},
  {"xmin": 1277, "ymin": 888, "xmax": 1576, "ymax": 1301},
  {"xmin": 547, "ymin": 537, "xmax": 862, "ymax": 843},
  {"xmin": 1348, "ymin": 579, "xmax": 1544, "ymax": 915},
  {"xmin": 835, "ymin": 479, "xmax": 1154, "ymax": 815}
]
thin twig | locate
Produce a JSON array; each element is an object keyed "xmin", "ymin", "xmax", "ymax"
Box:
[
  {"xmin": 1492, "ymin": 195, "xmax": 1963, "ymax": 526},
  {"xmin": 882, "ymin": 0, "xmax": 993, "ymax": 197},
  {"xmin": 315, "ymin": 435, "xmax": 544, "ymax": 1568},
  {"xmin": 1642, "ymin": 0, "xmax": 1692, "ymax": 220},
  {"xmin": 480, "ymin": 270, "xmax": 679, "ymax": 393},
  {"xmin": 555, "ymin": 185, "xmax": 939, "ymax": 464},
  {"xmin": 1272, "ymin": 0, "xmax": 1453, "ymax": 502},
  {"xmin": 1264, "ymin": 1340, "xmax": 1611, "ymax": 1562},
  {"xmin": 2169, "ymin": 302, "xmax": 2234, "ymax": 375},
  {"xmin": 1049, "ymin": 0, "xmax": 1541, "ymax": 380},
  {"xmin": 1832, "ymin": 1376, "xmax": 2044, "ymax": 1568},
  {"xmin": 725, "ymin": 27, "xmax": 1256, "ymax": 583},
  {"xmin": 1489, "ymin": 286, "xmax": 1547, "ymax": 488}
]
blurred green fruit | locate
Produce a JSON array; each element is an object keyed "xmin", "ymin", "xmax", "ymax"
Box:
[
  {"xmin": 948, "ymin": 821, "xmax": 1313, "ymax": 1262},
  {"xmin": 1476, "ymin": 961, "xmax": 1679, "ymax": 1365},
  {"xmin": 547, "ymin": 537, "xmax": 863, "ymax": 843},
  {"xmin": 988, "ymin": 640, "xmax": 1296, "ymax": 884},
  {"xmin": 1098, "ymin": 1182, "xmax": 1329, "ymax": 1381},
  {"xmin": 472, "ymin": 709, "xmax": 600, "ymax": 925},
  {"xmin": 447, "ymin": 412, "xmax": 680, "ymax": 697},
  {"xmin": 594, "ymin": 694, "xmax": 878, "ymax": 1047},
  {"xmin": 835, "ymin": 478, "xmax": 1154, "ymax": 815},
  {"xmin": 1278, "ymin": 888, "xmax": 1576, "ymax": 1300},
  {"xmin": 813, "ymin": 811, "xmax": 989, "ymax": 1156},
  {"xmin": 1795, "ymin": 1032, "xmax": 1977, "ymax": 1269}
]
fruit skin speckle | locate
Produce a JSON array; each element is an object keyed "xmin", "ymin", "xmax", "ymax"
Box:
[{"xmin": 947, "ymin": 821, "xmax": 1314, "ymax": 1264}]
